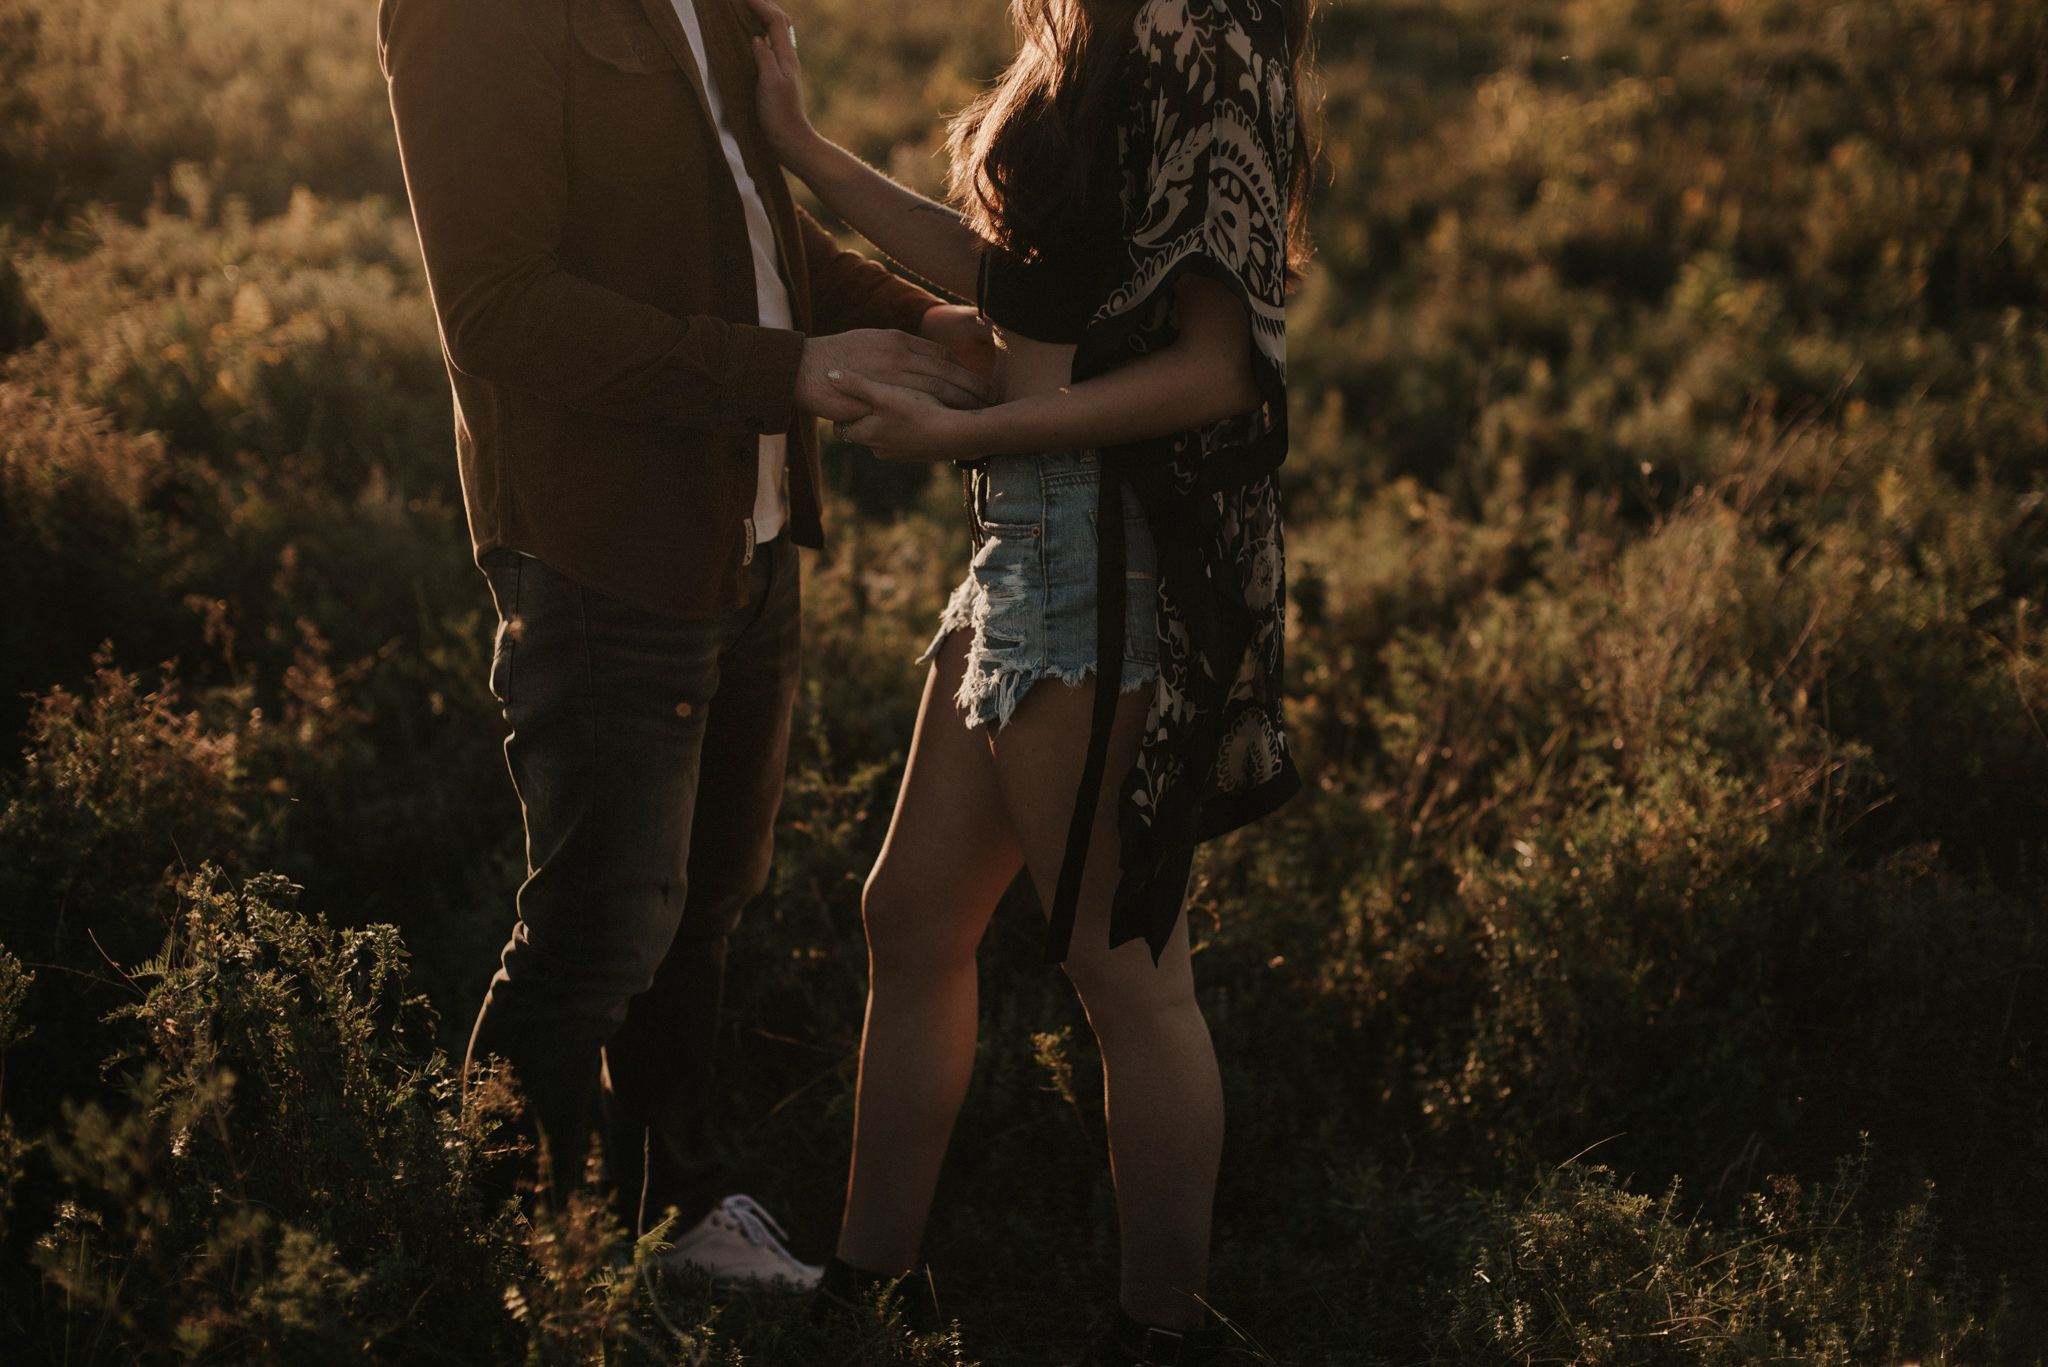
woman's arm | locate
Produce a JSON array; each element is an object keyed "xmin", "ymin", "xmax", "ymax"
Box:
[
  {"xmin": 748, "ymin": 0, "xmax": 987, "ymax": 300},
  {"xmin": 828, "ymin": 273, "xmax": 1266, "ymax": 459}
]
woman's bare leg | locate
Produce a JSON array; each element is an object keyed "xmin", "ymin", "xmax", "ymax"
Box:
[
  {"xmin": 836, "ymin": 631, "xmax": 1024, "ymax": 1274},
  {"xmin": 989, "ymin": 677, "xmax": 1224, "ymax": 1332}
]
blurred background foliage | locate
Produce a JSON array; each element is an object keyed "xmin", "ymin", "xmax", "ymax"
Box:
[{"xmin": 0, "ymin": 0, "xmax": 2044, "ymax": 1362}]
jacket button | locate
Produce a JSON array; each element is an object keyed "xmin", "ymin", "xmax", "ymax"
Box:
[{"xmin": 675, "ymin": 701, "xmax": 693, "ymax": 718}]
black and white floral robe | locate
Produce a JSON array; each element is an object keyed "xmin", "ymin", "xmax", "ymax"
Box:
[{"xmin": 1049, "ymin": 0, "xmax": 1301, "ymax": 963}]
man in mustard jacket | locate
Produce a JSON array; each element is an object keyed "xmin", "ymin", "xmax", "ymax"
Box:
[{"xmin": 380, "ymin": 0, "xmax": 988, "ymax": 1286}]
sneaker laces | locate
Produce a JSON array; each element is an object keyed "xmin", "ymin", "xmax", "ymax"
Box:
[{"xmin": 712, "ymin": 1194, "xmax": 797, "ymax": 1256}]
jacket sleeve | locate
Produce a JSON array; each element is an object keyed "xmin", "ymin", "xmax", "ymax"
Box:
[
  {"xmin": 380, "ymin": 0, "xmax": 802, "ymax": 435},
  {"xmin": 796, "ymin": 207, "xmax": 943, "ymax": 340}
]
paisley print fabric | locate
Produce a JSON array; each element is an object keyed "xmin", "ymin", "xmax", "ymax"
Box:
[{"xmin": 1070, "ymin": 0, "xmax": 1301, "ymax": 959}]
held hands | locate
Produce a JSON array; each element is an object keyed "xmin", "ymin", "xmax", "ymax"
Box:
[
  {"xmin": 795, "ymin": 329, "xmax": 992, "ymax": 422},
  {"xmin": 834, "ymin": 306, "xmax": 997, "ymax": 460},
  {"xmin": 826, "ymin": 370, "xmax": 986, "ymax": 462},
  {"xmin": 746, "ymin": 0, "xmax": 817, "ymax": 164},
  {"xmin": 814, "ymin": 311, "xmax": 997, "ymax": 459}
]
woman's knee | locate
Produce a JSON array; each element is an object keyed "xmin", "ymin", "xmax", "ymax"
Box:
[
  {"xmin": 1061, "ymin": 941, "xmax": 1202, "ymax": 1036},
  {"xmin": 862, "ymin": 866, "xmax": 976, "ymax": 978}
]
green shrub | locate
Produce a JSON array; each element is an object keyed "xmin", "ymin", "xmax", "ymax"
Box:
[
  {"xmin": 1442, "ymin": 1156, "xmax": 2000, "ymax": 1365},
  {"xmin": 28, "ymin": 869, "xmax": 529, "ymax": 1363},
  {"xmin": 0, "ymin": 0, "xmax": 2045, "ymax": 1360},
  {"xmin": 34, "ymin": 1066, "xmax": 366, "ymax": 1366},
  {"xmin": 18, "ymin": 872, "xmax": 979, "ymax": 1365},
  {"xmin": 0, "ymin": 654, "xmax": 247, "ymax": 969},
  {"xmin": 2, "ymin": 189, "xmax": 516, "ymax": 967},
  {"xmin": 0, "ymin": 384, "xmax": 173, "ymax": 740},
  {"xmin": 0, "ymin": 948, "xmax": 30, "ymax": 1244},
  {"xmin": 0, "ymin": 0, "xmax": 399, "ymax": 223}
]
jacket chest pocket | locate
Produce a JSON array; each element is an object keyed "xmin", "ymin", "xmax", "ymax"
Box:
[
  {"xmin": 568, "ymin": 4, "xmax": 699, "ymax": 185},
  {"xmin": 573, "ymin": 0, "xmax": 681, "ymax": 74}
]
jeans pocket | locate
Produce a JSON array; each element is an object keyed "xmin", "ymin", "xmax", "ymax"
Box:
[
  {"xmin": 969, "ymin": 521, "xmax": 1039, "ymax": 653},
  {"xmin": 484, "ymin": 554, "xmax": 523, "ymax": 705}
]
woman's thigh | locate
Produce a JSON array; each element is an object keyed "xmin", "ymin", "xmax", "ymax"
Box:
[
  {"xmin": 864, "ymin": 630, "xmax": 1027, "ymax": 963},
  {"xmin": 985, "ymin": 672, "xmax": 1191, "ymax": 1000}
]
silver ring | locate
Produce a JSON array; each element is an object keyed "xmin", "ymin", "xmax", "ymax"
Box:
[{"xmin": 787, "ymin": 23, "xmax": 797, "ymax": 50}]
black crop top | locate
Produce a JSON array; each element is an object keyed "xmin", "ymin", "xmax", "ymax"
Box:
[
  {"xmin": 976, "ymin": 130, "xmax": 1123, "ymax": 345},
  {"xmin": 979, "ymin": 246, "xmax": 1102, "ymax": 345}
]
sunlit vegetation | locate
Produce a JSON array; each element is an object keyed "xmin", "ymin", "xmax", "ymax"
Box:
[{"xmin": 1, "ymin": 0, "xmax": 2043, "ymax": 1361}]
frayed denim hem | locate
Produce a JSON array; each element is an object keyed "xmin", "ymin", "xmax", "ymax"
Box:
[
  {"xmin": 916, "ymin": 449, "xmax": 1160, "ymax": 732},
  {"xmin": 915, "ymin": 576, "xmax": 979, "ymax": 669},
  {"xmin": 919, "ymin": 619, "xmax": 1158, "ymax": 734}
]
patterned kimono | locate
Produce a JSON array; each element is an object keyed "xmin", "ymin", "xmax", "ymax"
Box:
[{"xmin": 1047, "ymin": 0, "xmax": 1300, "ymax": 963}]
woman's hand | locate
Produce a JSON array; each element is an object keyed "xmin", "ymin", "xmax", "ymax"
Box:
[
  {"xmin": 746, "ymin": 0, "xmax": 821, "ymax": 167},
  {"xmin": 740, "ymin": 0, "xmax": 989, "ymax": 298},
  {"xmin": 828, "ymin": 370, "xmax": 986, "ymax": 462}
]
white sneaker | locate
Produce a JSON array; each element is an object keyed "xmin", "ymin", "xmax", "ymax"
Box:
[{"xmin": 649, "ymin": 1194, "xmax": 822, "ymax": 1291}]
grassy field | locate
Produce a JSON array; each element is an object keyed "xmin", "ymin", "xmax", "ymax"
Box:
[{"xmin": 1, "ymin": 0, "xmax": 2045, "ymax": 1362}]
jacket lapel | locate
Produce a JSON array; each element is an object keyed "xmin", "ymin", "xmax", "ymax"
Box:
[
  {"xmin": 700, "ymin": 0, "xmax": 808, "ymax": 323},
  {"xmin": 638, "ymin": 0, "xmax": 808, "ymax": 326},
  {"xmin": 634, "ymin": 0, "xmax": 717, "ymax": 130}
]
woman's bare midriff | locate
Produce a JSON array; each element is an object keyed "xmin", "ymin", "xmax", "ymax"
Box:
[{"xmin": 990, "ymin": 326, "xmax": 1080, "ymax": 406}]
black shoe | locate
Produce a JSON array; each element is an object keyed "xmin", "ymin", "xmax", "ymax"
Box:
[
  {"xmin": 1071, "ymin": 1309, "xmax": 1227, "ymax": 1367},
  {"xmin": 810, "ymin": 1256, "xmax": 943, "ymax": 1336}
]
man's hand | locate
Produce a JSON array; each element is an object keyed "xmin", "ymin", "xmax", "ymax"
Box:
[
  {"xmin": 826, "ymin": 370, "xmax": 983, "ymax": 461},
  {"xmin": 796, "ymin": 329, "xmax": 992, "ymax": 421},
  {"xmin": 919, "ymin": 304, "xmax": 997, "ymax": 381}
]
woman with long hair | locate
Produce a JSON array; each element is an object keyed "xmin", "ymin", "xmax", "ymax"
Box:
[{"xmin": 746, "ymin": 0, "xmax": 1313, "ymax": 1359}]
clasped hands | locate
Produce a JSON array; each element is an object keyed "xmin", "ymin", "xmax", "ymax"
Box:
[{"xmin": 796, "ymin": 304, "xmax": 996, "ymax": 461}]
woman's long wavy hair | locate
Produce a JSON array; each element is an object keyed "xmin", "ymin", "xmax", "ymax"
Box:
[{"xmin": 946, "ymin": 0, "xmax": 1318, "ymax": 284}]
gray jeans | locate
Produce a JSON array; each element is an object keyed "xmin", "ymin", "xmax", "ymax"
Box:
[{"xmin": 467, "ymin": 538, "xmax": 800, "ymax": 1230}]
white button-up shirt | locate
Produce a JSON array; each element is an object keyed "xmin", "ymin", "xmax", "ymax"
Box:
[{"xmin": 669, "ymin": 0, "xmax": 792, "ymax": 544}]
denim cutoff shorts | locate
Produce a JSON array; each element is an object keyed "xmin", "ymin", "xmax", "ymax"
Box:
[{"xmin": 919, "ymin": 451, "xmax": 1159, "ymax": 731}]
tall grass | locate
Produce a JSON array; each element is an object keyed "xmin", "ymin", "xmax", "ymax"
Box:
[{"xmin": 0, "ymin": 0, "xmax": 2042, "ymax": 1362}]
